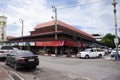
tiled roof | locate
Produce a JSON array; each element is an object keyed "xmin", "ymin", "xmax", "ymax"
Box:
[
  {"xmin": 7, "ymin": 36, "xmax": 15, "ymax": 39},
  {"xmin": 34, "ymin": 20, "xmax": 95, "ymax": 40},
  {"xmin": 34, "ymin": 20, "xmax": 55, "ymax": 29}
]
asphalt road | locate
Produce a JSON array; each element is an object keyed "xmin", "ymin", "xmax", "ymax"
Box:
[
  {"xmin": 0, "ymin": 55, "xmax": 120, "ymax": 80},
  {"xmin": 38, "ymin": 56, "xmax": 120, "ymax": 80}
]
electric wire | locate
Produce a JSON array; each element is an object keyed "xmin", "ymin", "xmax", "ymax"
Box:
[
  {"xmin": 25, "ymin": 0, "xmax": 109, "ymax": 21},
  {"xmin": 57, "ymin": 0, "xmax": 109, "ymax": 10}
]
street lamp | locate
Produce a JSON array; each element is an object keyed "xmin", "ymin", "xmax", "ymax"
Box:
[{"xmin": 19, "ymin": 19, "xmax": 24, "ymax": 50}]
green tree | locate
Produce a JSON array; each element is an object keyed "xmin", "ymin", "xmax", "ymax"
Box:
[{"xmin": 101, "ymin": 33, "xmax": 115, "ymax": 48}]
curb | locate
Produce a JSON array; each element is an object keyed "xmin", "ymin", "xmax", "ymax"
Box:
[
  {"xmin": 0, "ymin": 62, "xmax": 24, "ymax": 80},
  {"xmin": 10, "ymin": 71, "xmax": 24, "ymax": 80},
  {"xmin": 43, "ymin": 54, "xmax": 77, "ymax": 58}
]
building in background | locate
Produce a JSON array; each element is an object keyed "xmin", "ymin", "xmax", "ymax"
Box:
[
  {"xmin": 0, "ymin": 16, "xmax": 7, "ymax": 45},
  {"xmin": 8, "ymin": 20, "xmax": 96, "ymax": 56},
  {"xmin": 92, "ymin": 34, "xmax": 103, "ymax": 42}
]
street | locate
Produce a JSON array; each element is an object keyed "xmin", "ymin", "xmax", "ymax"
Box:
[
  {"xmin": 0, "ymin": 55, "xmax": 120, "ymax": 80},
  {"xmin": 38, "ymin": 56, "xmax": 120, "ymax": 80}
]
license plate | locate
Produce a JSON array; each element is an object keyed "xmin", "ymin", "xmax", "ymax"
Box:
[{"xmin": 29, "ymin": 59, "xmax": 34, "ymax": 61}]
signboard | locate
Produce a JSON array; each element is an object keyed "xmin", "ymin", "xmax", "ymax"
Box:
[
  {"xmin": 29, "ymin": 42, "xmax": 35, "ymax": 46},
  {"xmin": 36, "ymin": 41, "xmax": 64, "ymax": 47}
]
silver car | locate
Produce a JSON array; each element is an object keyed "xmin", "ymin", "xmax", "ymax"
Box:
[{"xmin": 0, "ymin": 46, "xmax": 19, "ymax": 60}]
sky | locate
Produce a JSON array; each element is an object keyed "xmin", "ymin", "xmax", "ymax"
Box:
[{"xmin": 0, "ymin": 0, "xmax": 120, "ymax": 37}]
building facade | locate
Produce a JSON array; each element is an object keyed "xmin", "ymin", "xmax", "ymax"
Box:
[
  {"xmin": 92, "ymin": 34, "xmax": 103, "ymax": 42},
  {"xmin": 8, "ymin": 20, "xmax": 96, "ymax": 56},
  {"xmin": 0, "ymin": 16, "xmax": 7, "ymax": 45}
]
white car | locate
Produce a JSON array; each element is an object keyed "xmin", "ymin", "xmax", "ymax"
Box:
[
  {"xmin": 0, "ymin": 46, "xmax": 19, "ymax": 60},
  {"xmin": 77, "ymin": 48, "xmax": 105, "ymax": 59},
  {"xmin": 111, "ymin": 48, "xmax": 120, "ymax": 57}
]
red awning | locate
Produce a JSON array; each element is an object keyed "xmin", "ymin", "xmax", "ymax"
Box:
[
  {"xmin": 64, "ymin": 41, "xmax": 78, "ymax": 47},
  {"xmin": 36, "ymin": 40, "xmax": 82, "ymax": 47},
  {"xmin": 36, "ymin": 41, "xmax": 64, "ymax": 47}
]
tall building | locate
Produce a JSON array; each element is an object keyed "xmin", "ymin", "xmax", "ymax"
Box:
[{"xmin": 0, "ymin": 16, "xmax": 7, "ymax": 44}]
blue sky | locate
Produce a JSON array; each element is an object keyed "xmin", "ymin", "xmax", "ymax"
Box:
[{"xmin": 0, "ymin": 0, "xmax": 120, "ymax": 37}]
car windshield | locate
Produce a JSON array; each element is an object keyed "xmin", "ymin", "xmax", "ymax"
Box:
[
  {"xmin": 113, "ymin": 48, "xmax": 120, "ymax": 51},
  {"xmin": 16, "ymin": 51, "xmax": 35, "ymax": 57},
  {"xmin": 1, "ymin": 46, "xmax": 13, "ymax": 50},
  {"xmin": 84, "ymin": 49, "xmax": 91, "ymax": 52},
  {"xmin": 13, "ymin": 48, "xmax": 19, "ymax": 50}
]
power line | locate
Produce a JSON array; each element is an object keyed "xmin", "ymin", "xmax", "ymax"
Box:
[
  {"xmin": 24, "ymin": 0, "xmax": 109, "ymax": 21},
  {"xmin": 57, "ymin": 0, "xmax": 109, "ymax": 10}
]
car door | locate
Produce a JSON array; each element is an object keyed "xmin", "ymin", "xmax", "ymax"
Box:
[
  {"xmin": 6, "ymin": 51, "xmax": 14, "ymax": 64},
  {"xmin": 90, "ymin": 49, "xmax": 97, "ymax": 57},
  {"xmin": 9, "ymin": 51, "xmax": 16, "ymax": 66}
]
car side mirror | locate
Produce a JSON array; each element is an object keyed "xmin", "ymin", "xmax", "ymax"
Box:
[
  {"xmin": 7, "ymin": 54, "xmax": 14, "ymax": 56},
  {"xmin": 7, "ymin": 54, "xmax": 10, "ymax": 56},
  {"xmin": 90, "ymin": 50, "xmax": 93, "ymax": 52}
]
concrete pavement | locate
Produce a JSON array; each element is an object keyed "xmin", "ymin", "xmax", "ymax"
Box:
[{"xmin": 0, "ymin": 65, "xmax": 14, "ymax": 80}]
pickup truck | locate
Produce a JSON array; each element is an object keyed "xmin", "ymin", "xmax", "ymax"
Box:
[
  {"xmin": 0, "ymin": 46, "xmax": 18, "ymax": 60},
  {"xmin": 77, "ymin": 48, "xmax": 105, "ymax": 59}
]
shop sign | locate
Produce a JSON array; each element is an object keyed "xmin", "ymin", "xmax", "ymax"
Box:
[
  {"xmin": 29, "ymin": 42, "xmax": 35, "ymax": 46},
  {"xmin": 36, "ymin": 41, "xmax": 64, "ymax": 46},
  {"xmin": 19, "ymin": 42, "xmax": 25, "ymax": 46}
]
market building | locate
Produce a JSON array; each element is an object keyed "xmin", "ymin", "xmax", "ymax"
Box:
[{"xmin": 8, "ymin": 20, "xmax": 96, "ymax": 56}]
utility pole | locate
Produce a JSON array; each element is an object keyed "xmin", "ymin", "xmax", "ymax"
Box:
[
  {"xmin": 52, "ymin": 6, "xmax": 58, "ymax": 55},
  {"xmin": 112, "ymin": 0, "xmax": 119, "ymax": 60},
  {"xmin": 19, "ymin": 19, "xmax": 24, "ymax": 50},
  {"xmin": 52, "ymin": 6, "xmax": 58, "ymax": 40}
]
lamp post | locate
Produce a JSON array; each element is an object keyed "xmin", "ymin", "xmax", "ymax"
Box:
[
  {"xmin": 19, "ymin": 19, "xmax": 24, "ymax": 50},
  {"xmin": 112, "ymin": 0, "xmax": 119, "ymax": 60}
]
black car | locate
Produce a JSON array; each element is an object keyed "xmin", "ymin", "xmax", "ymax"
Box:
[{"xmin": 6, "ymin": 50, "xmax": 39, "ymax": 70}]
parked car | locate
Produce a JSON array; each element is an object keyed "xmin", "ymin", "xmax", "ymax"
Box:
[
  {"xmin": 0, "ymin": 46, "xmax": 16, "ymax": 60},
  {"xmin": 6, "ymin": 50, "xmax": 39, "ymax": 70},
  {"xmin": 108, "ymin": 48, "xmax": 112, "ymax": 53},
  {"xmin": 111, "ymin": 48, "xmax": 120, "ymax": 57},
  {"xmin": 77, "ymin": 48, "xmax": 105, "ymax": 59}
]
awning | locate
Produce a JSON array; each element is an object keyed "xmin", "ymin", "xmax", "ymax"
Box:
[
  {"xmin": 36, "ymin": 40, "xmax": 80, "ymax": 47},
  {"xmin": 36, "ymin": 41, "xmax": 64, "ymax": 47},
  {"xmin": 64, "ymin": 41, "xmax": 78, "ymax": 47}
]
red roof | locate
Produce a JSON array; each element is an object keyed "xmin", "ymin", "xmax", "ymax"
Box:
[
  {"xmin": 34, "ymin": 20, "xmax": 95, "ymax": 40},
  {"xmin": 7, "ymin": 36, "xmax": 16, "ymax": 39}
]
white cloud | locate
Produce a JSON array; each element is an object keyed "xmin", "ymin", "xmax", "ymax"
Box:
[
  {"xmin": 1, "ymin": 0, "xmax": 53, "ymax": 37},
  {"xmin": 58, "ymin": 0, "xmax": 119, "ymax": 36},
  {"xmin": 0, "ymin": 0, "xmax": 120, "ymax": 37}
]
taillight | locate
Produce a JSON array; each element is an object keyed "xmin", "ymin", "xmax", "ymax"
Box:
[
  {"xmin": 19, "ymin": 58, "xmax": 25, "ymax": 62},
  {"xmin": 35, "ymin": 57, "xmax": 39, "ymax": 61},
  {"xmin": 0, "ymin": 51, "xmax": 4, "ymax": 53}
]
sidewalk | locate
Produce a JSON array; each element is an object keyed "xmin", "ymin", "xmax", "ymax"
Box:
[{"xmin": 0, "ymin": 65, "xmax": 14, "ymax": 80}]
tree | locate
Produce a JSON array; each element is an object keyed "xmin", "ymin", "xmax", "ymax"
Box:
[{"xmin": 101, "ymin": 33, "xmax": 115, "ymax": 48}]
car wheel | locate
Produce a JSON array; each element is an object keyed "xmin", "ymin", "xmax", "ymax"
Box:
[
  {"xmin": 32, "ymin": 66, "xmax": 37, "ymax": 69},
  {"xmin": 85, "ymin": 55, "xmax": 89, "ymax": 59},
  {"xmin": 14, "ymin": 63, "xmax": 19, "ymax": 71},
  {"xmin": 98, "ymin": 54, "xmax": 102, "ymax": 58}
]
